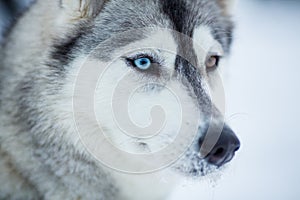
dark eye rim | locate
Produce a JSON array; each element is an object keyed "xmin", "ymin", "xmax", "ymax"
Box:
[
  {"xmin": 124, "ymin": 53, "xmax": 157, "ymax": 68},
  {"xmin": 122, "ymin": 53, "xmax": 163, "ymax": 77},
  {"xmin": 205, "ymin": 53, "xmax": 222, "ymax": 72}
]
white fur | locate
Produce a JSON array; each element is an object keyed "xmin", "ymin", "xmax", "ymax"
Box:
[{"xmin": 0, "ymin": 0, "xmax": 230, "ymax": 199}]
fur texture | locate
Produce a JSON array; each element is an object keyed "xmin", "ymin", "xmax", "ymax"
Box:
[{"xmin": 0, "ymin": 0, "xmax": 236, "ymax": 199}]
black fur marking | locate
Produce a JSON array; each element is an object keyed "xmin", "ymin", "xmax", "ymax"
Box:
[
  {"xmin": 50, "ymin": 37, "xmax": 79, "ymax": 67},
  {"xmin": 160, "ymin": 0, "xmax": 233, "ymax": 53},
  {"xmin": 175, "ymin": 55, "xmax": 212, "ymax": 115},
  {"xmin": 50, "ymin": 28, "xmax": 83, "ymax": 70},
  {"xmin": 160, "ymin": 0, "xmax": 196, "ymax": 37},
  {"xmin": 160, "ymin": 0, "xmax": 194, "ymax": 35}
]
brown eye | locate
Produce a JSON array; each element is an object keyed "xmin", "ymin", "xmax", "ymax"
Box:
[{"xmin": 205, "ymin": 55, "xmax": 220, "ymax": 70}]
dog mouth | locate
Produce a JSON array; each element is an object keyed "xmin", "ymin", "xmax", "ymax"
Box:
[{"xmin": 171, "ymin": 150, "xmax": 219, "ymax": 178}]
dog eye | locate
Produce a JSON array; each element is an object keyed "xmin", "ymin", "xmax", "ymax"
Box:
[
  {"xmin": 124, "ymin": 53, "xmax": 162, "ymax": 77},
  {"xmin": 205, "ymin": 55, "xmax": 221, "ymax": 70},
  {"xmin": 133, "ymin": 57, "xmax": 151, "ymax": 70}
]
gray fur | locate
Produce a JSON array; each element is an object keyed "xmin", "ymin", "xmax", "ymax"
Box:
[{"xmin": 0, "ymin": 0, "xmax": 235, "ymax": 199}]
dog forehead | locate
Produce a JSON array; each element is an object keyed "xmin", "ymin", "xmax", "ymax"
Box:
[
  {"xmin": 90, "ymin": 0, "xmax": 218, "ymax": 53},
  {"xmin": 99, "ymin": 0, "xmax": 217, "ymax": 32},
  {"xmin": 56, "ymin": 0, "xmax": 232, "ymax": 67},
  {"xmin": 96, "ymin": 0, "xmax": 232, "ymax": 50}
]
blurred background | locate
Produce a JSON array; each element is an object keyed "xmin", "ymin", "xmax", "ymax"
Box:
[{"xmin": 1, "ymin": 0, "xmax": 300, "ymax": 199}]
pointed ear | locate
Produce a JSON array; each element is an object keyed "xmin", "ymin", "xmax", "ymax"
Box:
[
  {"xmin": 216, "ymin": 0, "xmax": 237, "ymax": 16},
  {"xmin": 60, "ymin": 0, "xmax": 108, "ymax": 18}
]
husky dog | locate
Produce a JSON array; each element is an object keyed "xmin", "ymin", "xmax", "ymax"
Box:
[{"xmin": 0, "ymin": 0, "xmax": 240, "ymax": 199}]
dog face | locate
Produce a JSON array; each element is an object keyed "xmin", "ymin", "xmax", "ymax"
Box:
[{"xmin": 49, "ymin": 0, "xmax": 240, "ymax": 177}]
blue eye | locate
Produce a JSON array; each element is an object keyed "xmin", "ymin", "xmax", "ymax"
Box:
[{"xmin": 133, "ymin": 57, "xmax": 151, "ymax": 70}]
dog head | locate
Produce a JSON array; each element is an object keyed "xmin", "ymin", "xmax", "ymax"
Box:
[{"xmin": 51, "ymin": 0, "xmax": 240, "ymax": 177}]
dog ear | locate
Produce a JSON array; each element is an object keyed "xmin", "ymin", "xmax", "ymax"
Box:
[
  {"xmin": 60, "ymin": 0, "xmax": 108, "ymax": 18},
  {"xmin": 216, "ymin": 0, "xmax": 237, "ymax": 15}
]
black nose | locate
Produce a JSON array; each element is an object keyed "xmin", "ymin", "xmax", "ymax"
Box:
[{"xmin": 200, "ymin": 126, "xmax": 240, "ymax": 167}]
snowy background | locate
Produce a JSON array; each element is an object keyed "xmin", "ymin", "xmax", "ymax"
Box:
[{"xmin": 1, "ymin": 0, "xmax": 300, "ymax": 199}]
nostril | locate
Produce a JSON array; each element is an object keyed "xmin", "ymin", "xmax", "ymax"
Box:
[
  {"xmin": 213, "ymin": 147, "xmax": 225, "ymax": 158},
  {"xmin": 205, "ymin": 146, "xmax": 227, "ymax": 166}
]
